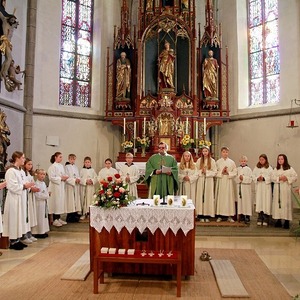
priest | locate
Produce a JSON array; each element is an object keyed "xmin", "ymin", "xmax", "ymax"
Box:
[{"xmin": 145, "ymin": 142, "xmax": 178, "ymax": 199}]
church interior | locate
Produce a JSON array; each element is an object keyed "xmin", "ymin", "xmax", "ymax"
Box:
[{"xmin": 0, "ymin": 0, "xmax": 300, "ymax": 298}]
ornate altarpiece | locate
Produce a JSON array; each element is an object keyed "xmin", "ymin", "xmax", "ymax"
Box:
[{"xmin": 105, "ymin": 0, "xmax": 229, "ymax": 161}]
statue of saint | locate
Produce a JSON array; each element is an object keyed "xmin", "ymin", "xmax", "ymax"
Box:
[
  {"xmin": 158, "ymin": 40, "xmax": 175, "ymax": 90},
  {"xmin": 202, "ymin": 50, "xmax": 219, "ymax": 99},
  {"xmin": 116, "ymin": 52, "xmax": 131, "ymax": 99},
  {"xmin": 0, "ymin": 110, "xmax": 10, "ymax": 170},
  {"xmin": 7, "ymin": 59, "xmax": 25, "ymax": 90}
]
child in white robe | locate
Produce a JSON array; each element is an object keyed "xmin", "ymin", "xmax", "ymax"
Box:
[
  {"xmin": 80, "ymin": 156, "xmax": 98, "ymax": 219},
  {"xmin": 178, "ymin": 151, "xmax": 198, "ymax": 209},
  {"xmin": 32, "ymin": 169, "xmax": 50, "ymax": 238},
  {"xmin": 22, "ymin": 158, "xmax": 39, "ymax": 243},
  {"xmin": 98, "ymin": 158, "xmax": 118, "ymax": 182},
  {"xmin": 120, "ymin": 153, "xmax": 139, "ymax": 199},
  {"xmin": 0, "ymin": 180, "xmax": 7, "ymax": 234},
  {"xmin": 3, "ymin": 151, "xmax": 34, "ymax": 250},
  {"xmin": 195, "ymin": 146, "xmax": 217, "ymax": 222},
  {"xmin": 65, "ymin": 154, "xmax": 81, "ymax": 223},
  {"xmin": 48, "ymin": 152, "xmax": 69, "ymax": 227},
  {"xmin": 236, "ymin": 155, "xmax": 253, "ymax": 224},
  {"xmin": 272, "ymin": 154, "xmax": 297, "ymax": 229},
  {"xmin": 215, "ymin": 146, "xmax": 237, "ymax": 222},
  {"xmin": 252, "ymin": 154, "xmax": 273, "ymax": 226}
]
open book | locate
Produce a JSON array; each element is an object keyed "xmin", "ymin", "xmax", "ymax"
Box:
[{"xmin": 162, "ymin": 165, "xmax": 172, "ymax": 174}]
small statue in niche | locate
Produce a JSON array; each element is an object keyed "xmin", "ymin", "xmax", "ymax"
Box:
[
  {"xmin": 202, "ymin": 50, "xmax": 219, "ymax": 99},
  {"xmin": 6, "ymin": 59, "xmax": 25, "ymax": 91},
  {"xmin": 146, "ymin": 0, "xmax": 153, "ymax": 10},
  {"xmin": 159, "ymin": 116, "xmax": 172, "ymax": 135},
  {"xmin": 116, "ymin": 52, "xmax": 131, "ymax": 99},
  {"xmin": 182, "ymin": 0, "xmax": 189, "ymax": 9},
  {"xmin": 158, "ymin": 40, "xmax": 175, "ymax": 90},
  {"xmin": 0, "ymin": 109, "xmax": 10, "ymax": 170}
]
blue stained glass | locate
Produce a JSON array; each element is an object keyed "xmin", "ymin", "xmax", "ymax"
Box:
[
  {"xmin": 249, "ymin": 0, "xmax": 262, "ymax": 27},
  {"xmin": 250, "ymin": 52, "xmax": 263, "ymax": 79},
  {"xmin": 61, "ymin": 51, "xmax": 75, "ymax": 79},
  {"xmin": 61, "ymin": 25, "xmax": 76, "ymax": 52}
]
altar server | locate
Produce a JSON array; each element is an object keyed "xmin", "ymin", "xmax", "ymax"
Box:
[
  {"xmin": 195, "ymin": 146, "xmax": 217, "ymax": 222},
  {"xmin": 98, "ymin": 158, "xmax": 118, "ymax": 182},
  {"xmin": 236, "ymin": 155, "xmax": 253, "ymax": 224},
  {"xmin": 119, "ymin": 152, "xmax": 139, "ymax": 199},
  {"xmin": 215, "ymin": 146, "xmax": 237, "ymax": 222},
  {"xmin": 2, "ymin": 151, "xmax": 34, "ymax": 250},
  {"xmin": 32, "ymin": 169, "xmax": 50, "ymax": 238},
  {"xmin": 48, "ymin": 152, "xmax": 69, "ymax": 227},
  {"xmin": 65, "ymin": 154, "xmax": 81, "ymax": 223},
  {"xmin": 178, "ymin": 151, "xmax": 198, "ymax": 206},
  {"xmin": 252, "ymin": 154, "xmax": 273, "ymax": 226},
  {"xmin": 272, "ymin": 154, "xmax": 297, "ymax": 229},
  {"xmin": 80, "ymin": 156, "xmax": 98, "ymax": 219}
]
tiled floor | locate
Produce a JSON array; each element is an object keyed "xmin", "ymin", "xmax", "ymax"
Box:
[{"xmin": 1, "ymin": 230, "xmax": 300, "ymax": 298}]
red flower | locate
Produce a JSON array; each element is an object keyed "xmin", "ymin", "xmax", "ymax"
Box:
[
  {"xmin": 115, "ymin": 173, "xmax": 121, "ymax": 179},
  {"xmin": 102, "ymin": 182, "xmax": 109, "ymax": 188},
  {"xmin": 107, "ymin": 176, "xmax": 113, "ymax": 182},
  {"xmin": 113, "ymin": 192, "xmax": 121, "ymax": 198},
  {"xmin": 98, "ymin": 189, "xmax": 105, "ymax": 195}
]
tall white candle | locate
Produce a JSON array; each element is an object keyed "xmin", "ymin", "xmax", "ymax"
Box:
[
  {"xmin": 133, "ymin": 121, "xmax": 136, "ymax": 139},
  {"xmin": 195, "ymin": 121, "xmax": 198, "ymax": 140},
  {"xmin": 123, "ymin": 118, "xmax": 126, "ymax": 135},
  {"xmin": 186, "ymin": 117, "xmax": 188, "ymax": 134},
  {"xmin": 143, "ymin": 117, "xmax": 146, "ymax": 136},
  {"xmin": 203, "ymin": 118, "xmax": 207, "ymax": 135}
]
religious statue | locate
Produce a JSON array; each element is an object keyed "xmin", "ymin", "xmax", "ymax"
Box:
[
  {"xmin": 146, "ymin": 0, "xmax": 153, "ymax": 10},
  {"xmin": 116, "ymin": 52, "xmax": 131, "ymax": 99},
  {"xmin": 0, "ymin": 109, "xmax": 10, "ymax": 170},
  {"xmin": 159, "ymin": 115, "xmax": 173, "ymax": 135},
  {"xmin": 182, "ymin": 0, "xmax": 189, "ymax": 9},
  {"xmin": 0, "ymin": 0, "xmax": 19, "ymax": 91},
  {"xmin": 7, "ymin": 59, "xmax": 25, "ymax": 91},
  {"xmin": 158, "ymin": 40, "xmax": 175, "ymax": 90},
  {"xmin": 202, "ymin": 49, "xmax": 219, "ymax": 99}
]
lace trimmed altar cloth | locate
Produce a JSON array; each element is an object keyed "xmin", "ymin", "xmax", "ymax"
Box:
[{"xmin": 90, "ymin": 199, "xmax": 195, "ymax": 236}]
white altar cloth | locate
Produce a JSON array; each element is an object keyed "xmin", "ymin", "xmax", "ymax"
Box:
[{"xmin": 90, "ymin": 200, "xmax": 195, "ymax": 236}]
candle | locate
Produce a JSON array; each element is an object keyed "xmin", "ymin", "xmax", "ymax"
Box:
[
  {"xmin": 133, "ymin": 121, "xmax": 136, "ymax": 139},
  {"xmin": 186, "ymin": 117, "xmax": 188, "ymax": 134},
  {"xmin": 143, "ymin": 117, "xmax": 146, "ymax": 136},
  {"xmin": 195, "ymin": 121, "xmax": 198, "ymax": 140},
  {"xmin": 291, "ymin": 120, "xmax": 295, "ymax": 127},
  {"xmin": 123, "ymin": 118, "xmax": 126, "ymax": 135},
  {"xmin": 203, "ymin": 118, "xmax": 207, "ymax": 134}
]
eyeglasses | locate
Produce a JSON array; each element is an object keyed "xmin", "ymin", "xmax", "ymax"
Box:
[{"xmin": 158, "ymin": 147, "xmax": 165, "ymax": 149}]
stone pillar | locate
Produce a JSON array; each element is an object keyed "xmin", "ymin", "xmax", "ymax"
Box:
[{"xmin": 23, "ymin": 0, "xmax": 37, "ymax": 158}]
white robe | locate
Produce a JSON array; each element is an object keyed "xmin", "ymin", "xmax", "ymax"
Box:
[
  {"xmin": 47, "ymin": 162, "xmax": 66, "ymax": 214},
  {"xmin": 80, "ymin": 167, "xmax": 98, "ymax": 215},
  {"xmin": 26, "ymin": 173, "xmax": 38, "ymax": 228},
  {"xmin": 215, "ymin": 157, "xmax": 237, "ymax": 216},
  {"xmin": 236, "ymin": 166, "xmax": 253, "ymax": 216},
  {"xmin": 272, "ymin": 167, "xmax": 297, "ymax": 220},
  {"xmin": 65, "ymin": 164, "xmax": 82, "ymax": 213},
  {"xmin": 252, "ymin": 166, "xmax": 273, "ymax": 214},
  {"xmin": 119, "ymin": 163, "xmax": 139, "ymax": 199},
  {"xmin": 195, "ymin": 158, "xmax": 217, "ymax": 217},
  {"xmin": 178, "ymin": 165, "xmax": 198, "ymax": 207},
  {"xmin": 98, "ymin": 167, "xmax": 118, "ymax": 182},
  {"xmin": 2, "ymin": 167, "xmax": 26, "ymax": 239},
  {"xmin": 32, "ymin": 180, "xmax": 50, "ymax": 234},
  {"xmin": 20, "ymin": 169, "xmax": 31, "ymax": 233}
]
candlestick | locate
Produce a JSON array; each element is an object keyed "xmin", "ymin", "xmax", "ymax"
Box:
[
  {"xmin": 195, "ymin": 121, "xmax": 198, "ymax": 140},
  {"xmin": 123, "ymin": 118, "xmax": 126, "ymax": 135},
  {"xmin": 133, "ymin": 121, "xmax": 136, "ymax": 139},
  {"xmin": 143, "ymin": 117, "xmax": 146, "ymax": 136},
  {"xmin": 203, "ymin": 118, "xmax": 206, "ymax": 135},
  {"xmin": 186, "ymin": 117, "xmax": 188, "ymax": 134}
]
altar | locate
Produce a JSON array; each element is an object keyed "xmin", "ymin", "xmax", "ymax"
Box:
[{"xmin": 89, "ymin": 199, "xmax": 195, "ymax": 276}]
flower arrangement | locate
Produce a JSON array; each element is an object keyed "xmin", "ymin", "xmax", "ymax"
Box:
[
  {"xmin": 136, "ymin": 136, "xmax": 150, "ymax": 148},
  {"xmin": 93, "ymin": 174, "xmax": 133, "ymax": 209},
  {"xmin": 198, "ymin": 139, "xmax": 212, "ymax": 148},
  {"xmin": 121, "ymin": 140, "xmax": 133, "ymax": 152},
  {"xmin": 180, "ymin": 134, "xmax": 195, "ymax": 150}
]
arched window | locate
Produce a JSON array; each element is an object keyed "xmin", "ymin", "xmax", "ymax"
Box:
[
  {"xmin": 59, "ymin": 0, "xmax": 93, "ymax": 107},
  {"xmin": 248, "ymin": 0, "xmax": 279, "ymax": 106}
]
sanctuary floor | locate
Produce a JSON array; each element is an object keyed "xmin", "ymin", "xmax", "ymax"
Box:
[{"xmin": 0, "ymin": 227, "xmax": 300, "ymax": 298}]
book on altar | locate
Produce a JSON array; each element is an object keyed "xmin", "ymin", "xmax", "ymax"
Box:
[{"xmin": 162, "ymin": 165, "xmax": 172, "ymax": 174}]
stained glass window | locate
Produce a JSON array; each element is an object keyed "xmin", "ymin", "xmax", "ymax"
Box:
[
  {"xmin": 59, "ymin": 0, "xmax": 93, "ymax": 107},
  {"xmin": 248, "ymin": 0, "xmax": 279, "ymax": 106}
]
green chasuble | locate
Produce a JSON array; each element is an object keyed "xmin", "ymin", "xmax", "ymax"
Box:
[{"xmin": 145, "ymin": 153, "xmax": 179, "ymax": 198}]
